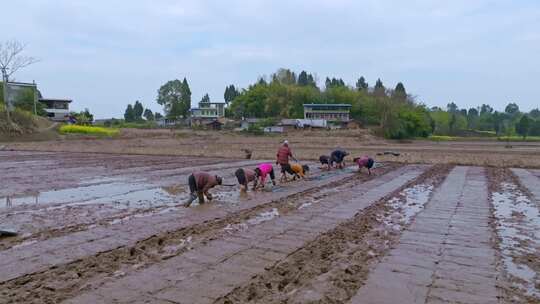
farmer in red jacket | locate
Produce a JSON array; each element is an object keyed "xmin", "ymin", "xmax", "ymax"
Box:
[
  {"xmin": 276, "ymin": 140, "xmax": 297, "ymax": 182},
  {"xmin": 186, "ymin": 172, "xmax": 223, "ymax": 206}
]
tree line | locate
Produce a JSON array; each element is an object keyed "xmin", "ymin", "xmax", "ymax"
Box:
[
  {"xmin": 431, "ymin": 102, "xmax": 540, "ymax": 138},
  {"xmin": 131, "ymin": 68, "xmax": 538, "ymax": 139},
  {"xmin": 223, "ymin": 68, "xmax": 538, "ymax": 139},
  {"xmin": 226, "ymin": 68, "xmax": 431, "ymax": 139},
  {"xmin": 123, "ymin": 100, "xmax": 162, "ymax": 122}
]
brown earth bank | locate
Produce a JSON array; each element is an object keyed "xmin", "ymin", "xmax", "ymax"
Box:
[{"xmin": 3, "ymin": 128, "xmax": 540, "ymax": 167}]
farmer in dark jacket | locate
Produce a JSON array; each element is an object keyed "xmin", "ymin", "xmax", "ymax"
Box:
[
  {"xmin": 186, "ymin": 172, "xmax": 223, "ymax": 206},
  {"xmin": 319, "ymin": 155, "xmax": 331, "ymax": 170},
  {"xmin": 330, "ymin": 149, "xmax": 349, "ymax": 169}
]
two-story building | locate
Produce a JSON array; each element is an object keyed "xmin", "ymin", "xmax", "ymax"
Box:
[
  {"xmin": 303, "ymin": 104, "xmax": 351, "ymax": 122},
  {"xmin": 190, "ymin": 101, "xmax": 225, "ymax": 119},
  {"xmin": 190, "ymin": 101, "xmax": 226, "ymax": 128},
  {"xmin": 3, "ymin": 81, "xmax": 73, "ymax": 122},
  {"xmin": 38, "ymin": 98, "xmax": 72, "ymax": 121}
]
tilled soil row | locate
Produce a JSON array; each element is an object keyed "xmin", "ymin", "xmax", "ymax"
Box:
[
  {"xmin": 0, "ymin": 159, "xmax": 267, "ymax": 251},
  {"xmin": 215, "ymin": 164, "xmax": 452, "ymax": 304},
  {"xmin": 0, "ymin": 164, "xmax": 400, "ymax": 304},
  {"xmin": 486, "ymin": 167, "xmax": 540, "ymax": 304}
]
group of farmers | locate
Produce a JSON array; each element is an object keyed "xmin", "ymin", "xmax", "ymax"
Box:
[{"xmin": 185, "ymin": 140, "xmax": 375, "ymax": 206}]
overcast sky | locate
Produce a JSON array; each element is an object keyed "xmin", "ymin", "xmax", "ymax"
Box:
[{"xmin": 2, "ymin": 0, "xmax": 539, "ymax": 118}]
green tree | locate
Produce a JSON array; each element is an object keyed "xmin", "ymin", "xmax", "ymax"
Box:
[
  {"xmin": 447, "ymin": 102, "xmax": 458, "ymax": 113},
  {"xmin": 82, "ymin": 108, "xmax": 94, "ymax": 122},
  {"xmin": 200, "ymin": 93, "xmax": 210, "ymax": 105},
  {"xmin": 133, "ymin": 100, "xmax": 144, "ymax": 120},
  {"xmin": 180, "ymin": 78, "xmax": 192, "ymax": 115},
  {"xmin": 306, "ymin": 73, "xmax": 317, "ymax": 87},
  {"xmin": 467, "ymin": 108, "xmax": 479, "ymax": 129},
  {"xmin": 124, "ymin": 104, "xmax": 135, "ymax": 122},
  {"xmin": 143, "ymin": 109, "xmax": 154, "ymax": 121},
  {"xmin": 505, "ymin": 102, "xmax": 520, "ymax": 115},
  {"xmin": 449, "ymin": 113, "xmax": 457, "ymax": 134},
  {"xmin": 529, "ymin": 120, "xmax": 540, "ymax": 136},
  {"xmin": 12, "ymin": 87, "xmax": 46, "ymax": 116},
  {"xmin": 155, "ymin": 112, "xmax": 163, "ymax": 120},
  {"xmin": 392, "ymin": 82, "xmax": 407, "ymax": 102},
  {"xmin": 492, "ymin": 112, "xmax": 504, "ymax": 135},
  {"xmin": 157, "ymin": 79, "xmax": 191, "ymax": 119},
  {"xmin": 72, "ymin": 108, "xmax": 93, "ymax": 124},
  {"xmin": 385, "ymin": 106, "xmax": 432, "ymax": 139},
  {"xmin": 516, "ymin": 115, "xmax": 531, "ymax": 138},
  {"xmin": 480, "ymin": 104, "xmax": 493, "ymax": 115},
  {"xmin": 529, "ymin": 108, "xmax": 540, "ymax": 119},
  {"xmin": 224, "ymin": 85, "xmax": 239, "ymax": 105},
  {"xmin": 355, "ymin": 76, "xmax": 368, "ymax": 91},
  {"xmin": 273, "ymin": 68, "xmax": 297, "ymax": 85},
  {"xmin": 297, "ymin": 71, "xmax": 309, "ymax": 86},
  {"xmin": 374, "ymin": 78, "xmax": 385, "ymax": 97}
]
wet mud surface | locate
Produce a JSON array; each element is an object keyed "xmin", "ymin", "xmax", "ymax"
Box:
[
  {"xmin": 487, "ymin": 168, "xmax": 540, "ymax": 303},
  {"xmin": 0, "ymin": 151, "xmax": 399, "ymax": 303},
  {"xmin": 2, "ymin": 150, "xmax": 539, "ymax": 303},
  {"xmin": 215, "ymin": 165, "xmax": 450, "ymax": 304},
  {"xmin": 0, "ymin": 151, "xmax": 265, "ymax": 250}
]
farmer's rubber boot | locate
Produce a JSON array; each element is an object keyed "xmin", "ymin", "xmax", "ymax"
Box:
[{"xmin": 185, "ymin": 193, "xmax": 197, "ymax": 207}]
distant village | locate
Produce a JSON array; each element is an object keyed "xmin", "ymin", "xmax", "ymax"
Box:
[
  {"xmin": 153, "ymin": 100, "xmax": 358, "ymax": 132},
  {"xmin": 5, "ymin": 80, "xmax": 361, "ymax": 133}
]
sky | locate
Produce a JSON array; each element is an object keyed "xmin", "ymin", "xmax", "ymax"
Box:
[{"xmin": 1, "ymin": 0, "xmax": 539, "ymax": 118}]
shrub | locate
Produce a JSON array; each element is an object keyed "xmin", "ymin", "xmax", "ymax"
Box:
[
  {"xmin": 385, "ymin": 106, "xmax": 432, "ymax": 139},
  {"xmin": 59, "ymin": 125, "xmax": 119, "ymax": 136},
  {"xmin": 246, "ymin": 124, "xmax": 264, "ymax": 135},
  {"xmin": 428, "ymin": 135, "xmax": 458, "ymax": 141}
]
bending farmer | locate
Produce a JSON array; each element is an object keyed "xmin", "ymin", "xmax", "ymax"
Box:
[
  {"xmin": 235, "ymin": 168, "xmax": 257, "ymax": 192},
  {"xmin": 319, "ymin": 155, "xmax": 331, "ymax": 170},
  {"xmin": 330, "ymin": 149, "xmax": 349, "ymax": 169},
  {"xmin": 186, "ymin": 172, "xmax": 223, "ymax": 206},
  {"xmin": 353, "ymin": 156, "xmax": 375, "ymax": 175},
  {"xmin": 254, "ymin": 163, "xmax": 277, "ymax": 190},
  {"xmin": 290, "ymin": 163, "xmax": 310, "ymax": 180}
]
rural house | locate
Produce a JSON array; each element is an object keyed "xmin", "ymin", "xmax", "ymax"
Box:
[
  {"xmin": 3, "ymin": 81, "xmax": 73, "ymax": 122},
  {"xmin": 39, "ymin": 98, "xmax": 72, "ymax": 121},
  {"xmin": 190, "ymin": 100, "xmax": 226, "ymax": 128},
  {"xmin": 303, "ymin": 104, "xmax": 351, "ymax": 122}
]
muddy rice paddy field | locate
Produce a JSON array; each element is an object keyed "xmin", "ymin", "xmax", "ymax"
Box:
[{"xmin": 1, "ymin": 132, "xmax": 539, "ymax": 303}]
